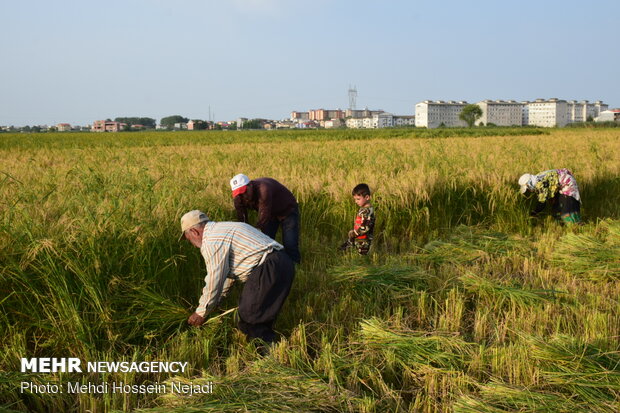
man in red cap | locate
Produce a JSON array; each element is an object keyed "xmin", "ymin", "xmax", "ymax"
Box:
[{"xmin": 230, "ymin": 174, "xmax": 301, "ymax": 264}]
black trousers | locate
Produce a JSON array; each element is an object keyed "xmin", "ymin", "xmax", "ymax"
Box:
[
  {"xmin": 263, "ymin": 206, "xmax": 301, "ymax": 264},
  {"xmin": 534, "ymin": 194, "xmax": 581, "ymax": 216},
  {"xmin": 237, "ymin": 250, "xmax": 295, "ymax": 343}
]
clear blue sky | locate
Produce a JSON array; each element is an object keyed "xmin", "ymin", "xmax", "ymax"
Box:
[{"xmin": 1, "ymin": 0, "xmax": 618, "ymax": 126}]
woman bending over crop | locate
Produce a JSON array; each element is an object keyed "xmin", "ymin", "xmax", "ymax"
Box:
[{"xmin": 518, "ymin": 168, "xmax": 582, "ymax": 224}]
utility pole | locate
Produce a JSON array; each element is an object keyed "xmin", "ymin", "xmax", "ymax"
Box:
[{"xmin": 348, "ymin": 85, "xmax": 357, "ymax": 111}]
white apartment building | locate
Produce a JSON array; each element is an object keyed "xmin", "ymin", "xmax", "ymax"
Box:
[
  {"xmin": 475, "ymin": 100, "xmax": 523, "ymax": 126},
  {"xmin": 566, "ymin": 100, "xmax": 608, "ymax": 123},
  {"xmin": 523, "ymin": 98, "xmax": 608, "ymax": 127},
  {"xmin": 372, "ymin": 112, "xmax": 394, "ymax": 128},
  {"xmin": 525, "ymin": 98, "xmax": 569, "ymax": 127},
  {"xmin": 345, "ymin": 118, "xmax": 364, "ymax": 128},
  {"xmin": 347, "ymin": 113, "xmax": 415, "ymax": 128},
  {"xmin": 393, "ymin": 115, "xmax": 415, "ymax": 127},
  {"xmin": 324, "ymin": 118, "xmax": 344, "ymax": 128},
  {"xmin": 415, "ymin": 98, "xmax": 609, "ymax": 128},
  {"xmin": 415, "ymin": 101, "xmax": 468, "ymax": 128},
  {"xmin": 521, "ymin": 102, "xmax": 529, "ymax": 126}
]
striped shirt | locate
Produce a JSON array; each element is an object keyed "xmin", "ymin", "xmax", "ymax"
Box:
[{"xmin": 196, "ymin": 221, "xmax": 283, "ymax": 316}]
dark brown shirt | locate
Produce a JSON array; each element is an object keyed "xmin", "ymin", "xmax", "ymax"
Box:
[{"xmin": 233, "ymin": 177, "xmax": 298, "ymax": 231}]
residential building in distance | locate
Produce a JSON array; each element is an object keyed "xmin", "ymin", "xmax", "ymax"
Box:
[
  {"xmin": 345, "ymin": 108, "xmax": 384, "ymax": 118},
  {"xmin": 372, "ymin": 112, "xmax": 394, "ymax": 128},
  {"xmin": 393, "ymin": 115, "xmax": 415, "ymax": 127},
  {"xmin": 344, "ymin": 113, "xmax": 413, "ymax": 129},
  {"xmin": 91, "ymin": 120, "xmax": 125, "ymax": 132},
  {"xmin": 290, "ymin": 111, "xmax": 309, "ymax": 121},
  {"xmin": 475, "ymin": 100, "xmax": 523, "ymax": 126},
  {"xmin": 521, "ymin": 102, "xmax": 529, "ymax": 126},
  {"xmin": 566, "ymin": 100, "xmax": 608, "ymax": 123},
  {"xmin": 415, "ymin": 100, "xmax": 468, "ymax": 128},
  {"xmin": 345, "ymin": 118, "xmax": 364, "ymax": 129},
  {"xmin": 324, "ymin": 118, "xmax": 344, "ymax": 128},
  {"xmin": 595, "ymin": 109, "xmax": 620, "ymax": 122},
  {"xmin": 525, "ymin": 98, "xmax": 569, "ymax": 127},
  {"xmin": 523, "ymin": 99, "xmax": 608, "ymax": 127},
  {"xmin": 56, "ymin": 123, "xmax": 72, "ymax": 131},
  {"xmin": 308, "ymin": 109, "xmax": 344, "ymax": 121},
  {"xmin": 345, "ymin": 113, "xmax": 392, "ymax": 128},
  {"xmin": 415, "ymin": 98, "xmax": 609, "ymax": 128},
  {"xmin": 295, "ymin": 120, "xmax": 319, "ymax": 129},
  {"xmin": 237, "ymin": 117, "xmax": 248, "ymax": 129}
]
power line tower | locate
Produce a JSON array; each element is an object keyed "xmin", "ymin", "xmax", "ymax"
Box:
[{"xmin": 348, "ymin": 85, "xmax": 357, "ymax": 111}]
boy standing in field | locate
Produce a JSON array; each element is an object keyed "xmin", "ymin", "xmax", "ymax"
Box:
[{"xmin": 339, "ymin": 183, "xmax": 375, "ymax": 255}]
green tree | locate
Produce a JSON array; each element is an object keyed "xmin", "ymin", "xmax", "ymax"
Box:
[
  {"xmin": 191, "ymin": 120, "xmax": 208, "ymax": 130},
  {"xmin": 459, "ymin": 104, "xmax": 483, "ymax": 127},
  {"xmin": 242, "ymin": 119, "xmax": 262, "ymax": 129},
  {"xmin": 160, "ymin": 115, "xmax": 189, "ymax": 129},
  {"xmin": 114, "ymin": 117, "xmax": 156, "ymax": 128}
]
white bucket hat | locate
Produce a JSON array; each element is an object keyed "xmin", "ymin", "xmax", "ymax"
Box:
[{"xmin": 518, "ymin": 173, "xmax": 533, "ymax": 194}]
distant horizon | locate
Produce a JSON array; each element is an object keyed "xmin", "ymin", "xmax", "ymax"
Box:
[
  {"xmin": 2, "ymin": 0, "xmax": 618, "ymax": 127},
  {"xmin": 1, "ymin": 95, "xmax": 616, "ymax": 128}
]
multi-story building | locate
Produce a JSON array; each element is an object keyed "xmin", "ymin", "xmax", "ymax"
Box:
[
  {"xmin": 345, "ymin": 113, "xmax": 413, "ymax": 129},
  {"xmin": 475, "ymin": 100, "xmax": 523, "ymax": 126},
  {"xmin": 290, "ymin": 111, "xmax": 309, "ymax": 121},
  {"xmin": 526, "ymin": 98, "xmax": 569, "ymax": 127},
  {"xmin": 91, "ymin": 120, "xmax": 125, "ymax": 132},
  {"xmin": 56, "ymin": 123, "xmax": 72, "ymax": 131},
  {"xmin": 370, "ymin": 113, "xmax": 394, "ymax": 128},
  {"xmin": 523, "ymin": 98, "xmax": 608, "ymax": 127},
  {"xmin": 521, "ymin": 102, "xmax": 529, "ymax": 126},
  {"xmin": 393, "ymin": 115, "xmax": 415, "ymax": 127},
  {"xmin": 566, "ymin": 100, "xmax": 608, "ymax": 123},
  {"xmin": 324, "ymin": 118, "xmax": 344, "ymax": 128},
  {"xmin": 344, "ymin": 113, "xmax": 391, "ymax": 128},
  {"xmin": 236, "ymin": 118, "xmax": 248, "ymax": 129},
  {"xmin": 345, "ymin": 108, "xmax": 385, "ymax": 118},
  {"xmin": 345, "ymin": 118, "xmax": 364, "ymax": 128},
  {"xmin": 415, "ymin": 100, "xmax": 468, "ymax": 128},
  {"xmin": 308, "ymin": 109, "xmax": 344, "ymax": 121}
]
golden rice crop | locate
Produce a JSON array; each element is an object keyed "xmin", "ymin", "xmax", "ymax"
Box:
[{"xmin": 1, "ymin": 128, "xmax": 620, "ymax": 412}]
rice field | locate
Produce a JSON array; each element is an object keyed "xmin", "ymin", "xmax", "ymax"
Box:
[{"xmin": 1, "ymin": 127, "xmax": 619, "ymax": 412}]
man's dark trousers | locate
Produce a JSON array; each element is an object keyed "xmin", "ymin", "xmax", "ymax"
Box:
[
  {"xmin": 237, "ymin": 250, "xmax": 295, "ymax": 343},
  {"xmin": 263, "ymin": 206, "xmax": 301, "ymax": 264}
]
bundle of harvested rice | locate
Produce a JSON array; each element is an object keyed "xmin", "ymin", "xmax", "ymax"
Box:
[
  {"xmin": 549, "ymin": 220, "xmax": 620, "ymax": 280},
  {"xmin": 420, "ymin": 226, "xmax": 530, "ymax": 265},
  {"xmin": 331, "ymin": 264, "xmax": 430, "ymax": 297}
]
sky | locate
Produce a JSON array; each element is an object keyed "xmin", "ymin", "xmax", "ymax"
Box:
[{"xmin": 1, "ymin": 0, "xmax": 618, "ymax": 126}]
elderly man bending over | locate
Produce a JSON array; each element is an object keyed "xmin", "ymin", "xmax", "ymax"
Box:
[{"xmin": 180, "ymin": 210, "xmax": 295, "ymax": 344}]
